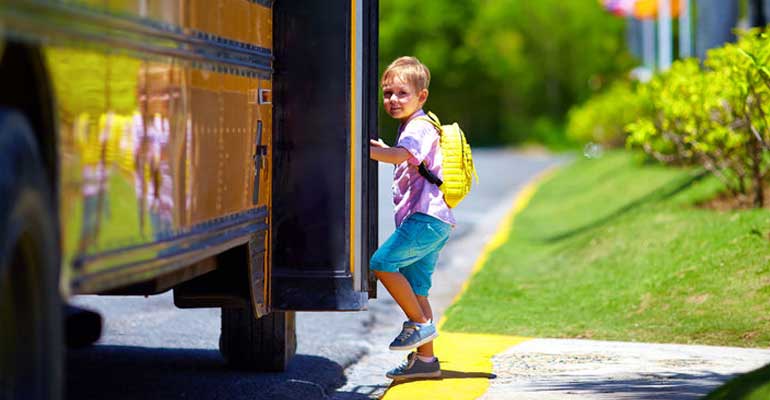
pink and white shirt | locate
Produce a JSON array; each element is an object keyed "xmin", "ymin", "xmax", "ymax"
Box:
[{"xmin": 392, "ymin": 109, "xmax": 456, "ymax": 228}]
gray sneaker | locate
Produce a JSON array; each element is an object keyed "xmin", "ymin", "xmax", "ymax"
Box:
[
  {"xmin": 386, "ymin": 352, "xmax": 441, "ymax": 380},
  {"xmin": 389, "ymin": 320, "xmax": 438, "ymax": 351}
]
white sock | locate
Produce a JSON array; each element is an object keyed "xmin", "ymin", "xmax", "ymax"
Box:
[{"xmin": 417, "ymin": 354, "xmax": 436, "ymax": 363}]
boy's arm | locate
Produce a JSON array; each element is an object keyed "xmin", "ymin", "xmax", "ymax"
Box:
[{"xmin": 370, "ymin": 139, "xmax": 410, "ymax": 164}]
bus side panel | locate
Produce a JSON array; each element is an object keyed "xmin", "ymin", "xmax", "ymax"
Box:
[{"xmin": 19, "ymin": 1, "xmax": 275, "ymax": 293}]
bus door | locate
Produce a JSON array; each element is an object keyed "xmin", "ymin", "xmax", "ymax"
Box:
[{"xmin": 270, "ymin": 0, "xmax": 378, "ymax": 311}]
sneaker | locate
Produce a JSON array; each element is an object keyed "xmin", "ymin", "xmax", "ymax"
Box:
[
  {"xmin": 388, "ymin": 320, "xmax": 438, "ymax": 351},
  {"xmin": 386, "ymin": 352, "xmax": 441, "ymax": 380}
]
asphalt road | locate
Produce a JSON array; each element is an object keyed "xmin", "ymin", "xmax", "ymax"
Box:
[{"xmin": 66, "ymin": 149, "xmax": 562, "ymax": 400}]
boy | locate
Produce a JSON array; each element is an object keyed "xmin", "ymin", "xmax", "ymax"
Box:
[{"xmin": 369, "ymin": 56, "xmax": 455, "ymax": 380}]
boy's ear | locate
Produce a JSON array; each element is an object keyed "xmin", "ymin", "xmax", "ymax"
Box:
[{"xmin": 418, "ymin": 88, "xmax": 429, "ymax": 104}]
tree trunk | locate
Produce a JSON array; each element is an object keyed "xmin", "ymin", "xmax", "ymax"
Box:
[{"xmin": 751, "ymin": 138, "xmax": 764, "ymax": 207}]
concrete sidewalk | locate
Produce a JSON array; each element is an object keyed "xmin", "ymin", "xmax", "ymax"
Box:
[{"xmin": 481, "ymin": 338, "xmax": 770, "ymax": 399}]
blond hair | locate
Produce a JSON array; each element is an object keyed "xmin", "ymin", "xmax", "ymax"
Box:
[{"xmin": 381, "ymin": 56, "xmax": 431, "ymax": 92}]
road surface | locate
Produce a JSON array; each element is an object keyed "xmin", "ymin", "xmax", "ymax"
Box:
[{"xmin": 66, "ymin": 149, "xmax": 559, "ymax": 400}]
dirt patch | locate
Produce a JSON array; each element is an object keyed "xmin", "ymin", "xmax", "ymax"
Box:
[
  {"xmin": 742, "ymin": 331, "xmax": 760, "ymax": 341},
  {"xmin": 686, "ymin": 293, "xmax": 710, "ymax": 305},
  {"xmin": 634, "ymin": 293, "xmax": 653, "ymax": 315},
  {"xmin": 697, "ymin": 182, "xmax": 770, "ymax": 211},
  {"xmin": 576, "ymin": 331, "xmax": 595, "ymax": 339}
]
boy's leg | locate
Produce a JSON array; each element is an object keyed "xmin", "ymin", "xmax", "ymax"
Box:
[
  {"xmin": 399, "ymin": 217, "xmax": 450, "ymax": 356},
  {"xmin": 415, "ymin": 295, "xmax": 434, "ymax": 358},
  {"xmin": 371, "ymin": 215, "xmax": 438, "ymax": 325},
  {"xmin": 374, "ymin": 270, "xmax": 429, "ymax": 324},
  {"xmin": 371, "ymin": 214, "xmax": 449, "ymax": 352}
]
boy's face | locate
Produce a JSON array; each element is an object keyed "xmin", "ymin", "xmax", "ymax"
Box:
[{"xmin": 382, "ymin": 77, "xmax": 428, "ymax": 122}]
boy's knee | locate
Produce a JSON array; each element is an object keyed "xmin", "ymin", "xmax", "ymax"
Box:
[{"xmin": 370, "ymin": 253, "xmax": 398, "ymax": 273}]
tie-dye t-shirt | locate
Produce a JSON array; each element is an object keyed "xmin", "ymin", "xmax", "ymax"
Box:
[{"xmin": 392, "ymin": 109, "xmax": 456, "ymax": 228}]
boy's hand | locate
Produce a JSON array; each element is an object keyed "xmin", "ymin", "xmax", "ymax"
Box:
[
  {"xmin": 369, "ymin": 139, "xmax": 410, "ymax": 164},
  {"xmin": 370, "ymin": 138, "xmax": 389, "ymax": 148}
]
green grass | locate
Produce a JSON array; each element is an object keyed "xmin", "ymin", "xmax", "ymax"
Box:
[
  {"xmin": 705, "ymin": 364, "xmax": 770, "ymax": 399},
  {"xmin": 442, "ymin": 150, "xmax": 770, "ymax": 347}
]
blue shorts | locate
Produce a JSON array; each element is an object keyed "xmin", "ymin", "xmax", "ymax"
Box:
[{"xmin": 370, "ymin": 212, "xmax": 452, "ymax": 296}]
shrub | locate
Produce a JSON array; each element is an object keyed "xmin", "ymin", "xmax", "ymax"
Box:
[
  {"xmin": 567, "ymin": 81, "xmax": 648, "ymax": 147},
  {"xmin": 626, "ymin": 30, "xmax": 770, "ymax": 207}
]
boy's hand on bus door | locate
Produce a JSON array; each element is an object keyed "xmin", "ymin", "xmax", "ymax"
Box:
[
  {"xmin": 369, "ymin": 141, "xmax": 410, "ymax": 164},
  {"xmin": 370, "ymin": 138, "xmax": 389, "ymax": 148}
]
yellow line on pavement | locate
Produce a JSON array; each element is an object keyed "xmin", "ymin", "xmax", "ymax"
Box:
[
  {"xmin": 382, "ymin": 168, "xmax": 556, "ymax": 400},
  {"xmin": 383, "ymin": 332, "xmax": 529, "ymax": 400}
]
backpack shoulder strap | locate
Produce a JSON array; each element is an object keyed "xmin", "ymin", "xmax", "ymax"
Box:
[
  {"xmin": 415, "ymin": 111, "xmax": 442, "ymax": 132},
  {"xmin": 414, "ymin": 111, "xmax": 444, "ymax": 186}
]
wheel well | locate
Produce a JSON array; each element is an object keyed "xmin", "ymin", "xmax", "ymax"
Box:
[{"xmin": 0, "ymin": 41, "xmax": 58, "ymax": 197}]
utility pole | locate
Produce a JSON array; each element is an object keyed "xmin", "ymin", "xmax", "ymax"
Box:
[
  {"xmin": 658, "ymin": 0, "xmax": 673, "ymax": 69},
  {"xmin": 643, "ymin": 18, "xmax": 656, "ymax": 73},
  {"xmin": 679, "ymin": 0, "xmax": 692, "ymax": 58}
]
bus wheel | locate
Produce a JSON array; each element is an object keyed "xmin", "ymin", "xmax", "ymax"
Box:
[
  {"xmin": 219, "ymin": 308, "xmax": 296, "ymax": 372},
  {"xmin": 0, "ymin": 109, "xmax": 62, "ymax": 400}
]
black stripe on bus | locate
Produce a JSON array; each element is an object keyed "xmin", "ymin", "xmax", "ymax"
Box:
[
  {"xmin": 1, "ymin": 2, "xmax": 273, "ymax": 77},
  {"xmin": 249, "ymin": 0, "xmax": 274, "ymax": 8},
  {"xmin": 71, "ymin": 207, "xmax": 270, "ymax": 294}
]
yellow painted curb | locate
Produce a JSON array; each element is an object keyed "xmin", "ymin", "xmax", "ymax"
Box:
[
  {"xmin": 382, "ymin": 168, "xmax": 557, "ymax": 400},
  {"xmin": 383, "ymin": 332, "xmax": 529, "ymax": 400}
]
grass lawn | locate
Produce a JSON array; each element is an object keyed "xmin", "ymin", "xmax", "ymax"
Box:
[
  {"xmin": 705, "ymin": 363, "xmax": 770, "ymax": 399},
  {"xmin": 442, "ymin": 150, "xmax": 770, "ymax": 347}
]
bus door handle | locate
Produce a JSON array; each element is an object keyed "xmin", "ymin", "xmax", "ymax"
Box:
[{"xmin": 252, "ymin": 120, "xmax": 267, "ymax": 204}]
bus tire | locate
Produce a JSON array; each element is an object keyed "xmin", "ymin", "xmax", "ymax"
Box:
[
  {"xmin": 219, "ymin": 308, "xmax": 296, "ymax": 372},
  {"xmin": 0, "ymin": 108, "xmax": 62, "ymax": 400}
]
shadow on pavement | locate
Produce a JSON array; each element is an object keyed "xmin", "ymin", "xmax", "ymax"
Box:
[
  {"xmin": 440, "ymin": 369, "xmax": 497, "ymax": 380},
  {"xmin": 525, "ymin": 370, "xmax": 736, "ymax": 400},
  {"xmin": 388, "ymin": 369, "xmax": 496, "ymax": 388},
  {"xmin": 67, "ymin": 345, "xmax": 371, "ymax": 400}
]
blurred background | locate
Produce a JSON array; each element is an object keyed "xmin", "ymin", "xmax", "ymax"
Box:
[{"xmin": 378, "ymin": 0, "xmax": 767, "ymax": 150}]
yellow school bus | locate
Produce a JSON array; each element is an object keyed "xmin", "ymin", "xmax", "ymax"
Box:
[{"xmin": 0, "ymin": 1, "xmax": 379, "ymax": 398}]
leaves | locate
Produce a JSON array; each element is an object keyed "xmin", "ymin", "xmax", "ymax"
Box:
[
  {"xmin": 378, "ymin": 0, "xmax": 632, "ymax": 146},
  {"xmin": 621, "ymin": 30, "xmax": 770, "ymax": 205},
  {"xmin": 566, "ymin": 81, "xmax": 646, "ymax": 146}
]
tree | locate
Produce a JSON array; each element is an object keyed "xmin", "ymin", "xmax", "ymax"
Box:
[{"xmin": 379, "ymin": 0, "xmax": 633, "ymax": 146}]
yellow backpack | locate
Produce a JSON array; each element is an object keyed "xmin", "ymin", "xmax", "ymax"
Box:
[{"xmin": 417, "ymin": 111, "xmax": 479, "ymax": 208}]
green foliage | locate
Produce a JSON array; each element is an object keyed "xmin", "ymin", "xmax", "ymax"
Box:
[
  {"xmin": 706, "ymin": 363, "xmax": 770, "ymax": 400},
  {"xmin": 378, "ymin": 0, "xmax": 633, "ymax": 146},
  {"xmin": 566, "ymin": 81, "xmax": 648, "ymax": 147},
  {"xmin": 626, "ymin": 59, "xmax": 716, "ymax": 163},
  {"xmin": 530, "ymin": 117, "xmax": 575, "ymax": 150},
  {"xmin": 625, "ymin": 30, "xmax": 770, "ymax": 207}
]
